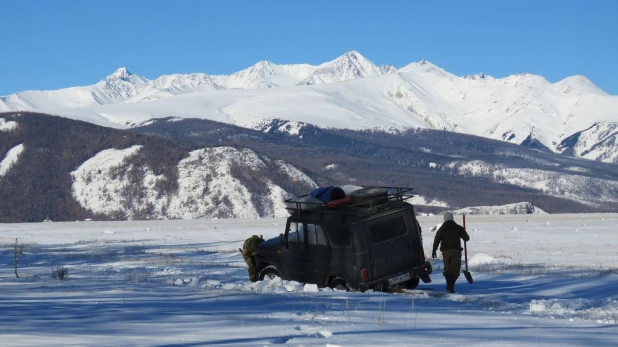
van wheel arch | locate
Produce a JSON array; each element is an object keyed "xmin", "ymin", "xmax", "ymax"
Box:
[
  {"xmin": 328, "ymin": 276, "xmax": 349, "ymax": 291},
  {"xmin": 404, "ymin": 277, "xmax": 420, "ymax": 289},
  {"xmin": 259, "ymin": 265, "xmax": 280, "ymax": 281}
]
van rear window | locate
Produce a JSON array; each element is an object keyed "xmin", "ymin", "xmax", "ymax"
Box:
[
  {"xmin": 325, "ymin": 225, "xmax": 351, "ymax": 248},
  {"xmin": 370, "ymin": 216, "xmax": 407, "ymax": 243}
]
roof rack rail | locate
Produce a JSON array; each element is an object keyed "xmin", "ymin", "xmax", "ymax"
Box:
[{"xmin": 284, "ymin": 186, "xmax": 415, "ymax": 217}]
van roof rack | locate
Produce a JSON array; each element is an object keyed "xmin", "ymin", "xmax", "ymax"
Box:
[{"xmin": 284, "ymin": 186, "xmax": 415, "ymax": 218}]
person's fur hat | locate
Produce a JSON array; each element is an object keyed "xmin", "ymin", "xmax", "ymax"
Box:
[{"xmin": 443, "ymin": 211, "xmax": 454, "ymax": 222}]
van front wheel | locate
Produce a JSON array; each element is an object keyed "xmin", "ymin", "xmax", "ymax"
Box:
[
  {"xmin": 259, "ymin": 265, "xmax": 280, "ymax": 281},
  {"xmin": 329, "ymin": 277, "xmax": 349, "ymax": 291}
]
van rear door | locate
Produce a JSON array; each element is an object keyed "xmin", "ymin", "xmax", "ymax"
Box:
[{"xmin": 365, "ymin": 213, "xmax": 416, "ymax": 283}]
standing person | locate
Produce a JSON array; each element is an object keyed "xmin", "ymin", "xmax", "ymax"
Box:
[
  {"xmin": 432, "ymin": 212, "xmax": 470, "ymax": 293},
  {"xmin": 241, "ymin": 235, "xmax": 264, "ymax": 282}
]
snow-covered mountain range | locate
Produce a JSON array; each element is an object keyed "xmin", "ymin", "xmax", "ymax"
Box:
[
  {"xmin": 2, "ymin": 51, "xmax": 617, "ymax": 163},
  {"xmin": 452, "ymin": 202, "xmax": 546, "ymax": 215}
]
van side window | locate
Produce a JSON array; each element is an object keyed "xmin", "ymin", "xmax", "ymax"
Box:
[
  {"xmin": 307, "ymin": 224, "xmax": 328, "ymax": 246},
  {"xmin": 316, "ymin": 225, "xmax": 327, "ymax": 246},
  {"xmin": 326, "ymin": 225, "xmax": 351, "ymax": 247},
  {"xmin": 370, "ymin": 216, "xmax": 408, "ymax": 243},
  {"xmin": 288, "ymin": 222, "xmax": 305, "ymax": 243}
]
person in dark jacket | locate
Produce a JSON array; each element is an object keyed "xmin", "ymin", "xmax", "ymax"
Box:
[{"xmin": 432, "ymin": 212, "xmax": 470, "ymax": 293}]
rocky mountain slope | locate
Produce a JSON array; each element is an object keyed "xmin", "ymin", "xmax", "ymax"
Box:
[
  {"xmin": 0, "ymin": 112, "xmax": 316, "ymax": 222},
  {"xmin": 2, "ymin": 111, "xmax": 618, "ymax": 223},
  {"xmin": 133, "ymin": 117, "xmax": 618, "ymax": 214},
  {"xmin": 2, "ymin": 51, "xmax": 616, "ymax": 163}
]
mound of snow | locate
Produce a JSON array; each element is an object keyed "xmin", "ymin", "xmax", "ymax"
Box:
[
  {"xmin": 303, "ymin": 283, "xmax": 319, "ymax": 293},
  {"xmin": 409, "ymin": 195, "xmax": 449, "ymax": 207},
  {"xmin": 468, "ymin": 253, "xmax": 511, "ymax": 266}
]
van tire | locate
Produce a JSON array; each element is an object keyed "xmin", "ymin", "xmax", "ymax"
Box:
[
  {"xmin": 349, "ymin": 188, "xmax": 388, "ymax": 206},
  {"xmin": 404, "ymin": 278, "xmax": 420, "ymax": 289},
  {"xmin": 329, "ymin": 277, "xmax": 349, "ymax": 291},
  {"xmin": 259, "ymin": 265, "xmax": 280, "ymax": 281}
]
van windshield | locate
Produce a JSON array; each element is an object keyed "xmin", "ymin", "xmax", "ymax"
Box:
[{"xmin": 288, "ymin": 222, "xmax": 305, "ymax": 243}]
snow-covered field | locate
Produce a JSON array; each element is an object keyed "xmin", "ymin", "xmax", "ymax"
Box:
[{"xmin": 1, "ymin": 214, "xmax": 617, "ymax": 346}]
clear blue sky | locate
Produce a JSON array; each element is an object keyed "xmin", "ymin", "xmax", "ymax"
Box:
[{"xmin": 1, "ymin": 0, "xmax": 617, "ymax": 95}]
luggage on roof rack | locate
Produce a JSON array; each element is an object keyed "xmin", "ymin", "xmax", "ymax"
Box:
[
  {"xmin": 284, "ymin": 186, "xmax": 415, "ymax": 216},
  {"xmin": 310, "ymin": 186, "xmax": 346, "ymax": 203}
]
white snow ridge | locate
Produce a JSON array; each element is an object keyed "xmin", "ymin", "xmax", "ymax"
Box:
[
  {"xmin": 70, "ymin": 146, "xmax": 317, "ymax": 219},
  {"xmin": 0, "ymin": 143, "xmax": 25, "ymax": 178},
  {"xmin": 454, "ymin": 202, "xmax": 546, "ymax": 215},
  {"xmin": 0, "ymin": 118, "xmax": 18, "ymax": 131}
]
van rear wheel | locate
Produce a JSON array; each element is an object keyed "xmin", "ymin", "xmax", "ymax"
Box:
[
  {"xmin": 404, "ymin": 277, "xmax": 420, "ymax": 289},
  {"xmin": 329, "ymin": 277, "xmax": 349, "ymax": 291},
  {"xmin": 259, "ymin": 265, "xmax": 280, "ymax": 281}
]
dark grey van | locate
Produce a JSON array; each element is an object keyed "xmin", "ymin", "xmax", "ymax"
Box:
[{"xmin": 255, "ymin": 187, "xmax": 432, "ymax": 291}]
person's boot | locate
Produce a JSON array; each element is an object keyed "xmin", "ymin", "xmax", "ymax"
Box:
[
  {"xmin": 449, "ymin": 275, "xmax": 460, "ymax": 293},
  {"xmin": 446, "ymin": 275, "xmax": 456, "ymax": 293},
  {"xmin": 248, "ymin": 266, "xmax": 258, "ymax": 282},
  {"xmin": 443, "ymin": 272, "xmax": 450, "ymax": 292}
]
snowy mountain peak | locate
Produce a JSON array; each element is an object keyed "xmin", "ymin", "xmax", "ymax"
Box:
[
  {"xmin": 334, "ymin": 50, "xmax": 376, "ymax": 68},
  {"xmin": 496, "ymin": 72, "xmax": 550, "ymax": 88},
  {"xmin": 398, "ymin": 59, "xmax": 455, "ymax": 79},
  {"xmin": 553, "ymin": 75, "xmax": 608, "ymax": 95},
  {"xmin": 244, "ymin": 60, "xmax": 278, "ymax": 76},
  {"xmin": 107, "ymin": 67, "xmax": 133, "ymax": 80},
  {"xmin": 298, "ymin": 50, "xmax": 385, "ymax": 85},
  {"xmin": 340, "ymin": 50, "xmax": 364, "ymax": 59}
]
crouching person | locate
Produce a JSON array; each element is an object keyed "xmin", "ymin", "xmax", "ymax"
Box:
[
  {"xmin": 432, "ymin": 212, "xmax": 470, "ymax": 293},
  {"xmin": 241, "ymin": 235, "xmax": 264, "ymax": 282}
]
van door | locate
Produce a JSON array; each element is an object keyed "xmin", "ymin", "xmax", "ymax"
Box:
[
  {"xmin": 304, "ymin": 224, "xmax": 331, "ymax": 287},
  {"xmin": 365, "ymin": 213, "xmax": 416, "ymax": 283},
  {"xmin": 281, "ymin": 221, "xmax": 307, "ymax": 283}
]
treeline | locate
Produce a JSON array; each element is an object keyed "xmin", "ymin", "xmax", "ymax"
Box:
[
  {"xmin": 134, "ymin": 117, "xmax": 618, "ymax": 214},
  {"xmin": 2, "ymin": 111, "xmax": 615, "ymax": 223},
  {"xmin": 0, "ymin": 112, "xmax": 195, "ymax": 222}
]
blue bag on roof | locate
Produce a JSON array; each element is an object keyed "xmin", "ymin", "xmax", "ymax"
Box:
[{"xmin": 310, "ymin": 186, "xmax": 346, "ymax": 203}]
